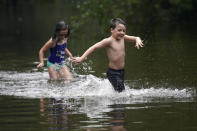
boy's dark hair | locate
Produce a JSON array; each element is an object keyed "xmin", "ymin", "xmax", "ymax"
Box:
[
  {"xmin": 110, "ymin": 18, "xmax": 126, "ymax": 29},
  {"xmin": 52, "ymin": 21, "xmax": 70, "ymax": 40}
]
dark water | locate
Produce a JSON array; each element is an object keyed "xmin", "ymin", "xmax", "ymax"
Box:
[{"xmin": 0, "ymin": 1, "xmax": 197, "ymax": 131}]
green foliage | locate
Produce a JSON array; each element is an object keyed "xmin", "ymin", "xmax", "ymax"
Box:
[{"xmin": 69, "ymin": 0, "xmax": 197, "ymax": 31}]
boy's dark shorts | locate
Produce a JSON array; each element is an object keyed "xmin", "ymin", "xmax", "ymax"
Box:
[{"xmin": 106, "ymin": 68, "xmax": 125, "ymax": 92}]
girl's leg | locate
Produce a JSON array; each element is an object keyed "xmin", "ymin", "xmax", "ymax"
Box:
[
  {"xmin": 59, "ymin": 66, "xmax": 72, "ymax": 80},
  {"xmin": 48, "ymin": 67, "xmax": 59, "ymax": 80}
]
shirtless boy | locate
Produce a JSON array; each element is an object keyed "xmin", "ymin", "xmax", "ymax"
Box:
[{"xmin": 73, "ymin": 18, "xmax": 143, "ymax": 92}]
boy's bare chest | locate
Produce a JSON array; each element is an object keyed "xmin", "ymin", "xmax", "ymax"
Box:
[{"xmin": 110, "ymin": 41, "xmax": 125, "ymax": 51}]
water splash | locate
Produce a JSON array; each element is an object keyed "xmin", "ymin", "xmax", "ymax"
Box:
[{"xmin": 0, "ymin": 70, "xmax": 195, "ymax": 100}]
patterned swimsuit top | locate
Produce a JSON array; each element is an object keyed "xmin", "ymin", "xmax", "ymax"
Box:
[{"xmin": 48, "ymin": 42, "xmax": 67, "ymax": 64}]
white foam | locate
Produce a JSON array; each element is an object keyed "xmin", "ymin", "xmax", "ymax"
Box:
[{"xmin": 0, "ymin": 71, "xmax": 195, "ymax": 100}]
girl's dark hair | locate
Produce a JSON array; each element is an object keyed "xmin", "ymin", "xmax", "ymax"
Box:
[
  {"xmin": 52, "ymin": 21, "xmax": 70, "ymax": 40},
  {"xmin": 110, "ymin": 18, "xmax": 126, "ymax": 29}
]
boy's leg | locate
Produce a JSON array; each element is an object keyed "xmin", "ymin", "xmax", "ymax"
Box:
[
  {"xmin": 48, "ymin": 67, "xmax": 59, "ymax": 80},
  {"xmin": 59, "ymin": 66, "xmax": 72, "ymax": 80},
  {"xmin": 107, "ymin": 68, "xmax": 125, "ymax": 92}
]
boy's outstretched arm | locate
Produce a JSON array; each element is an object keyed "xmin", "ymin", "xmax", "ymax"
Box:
[
  {"xmin": 124, "ymin": 35, "xmax": 143, "ymax": 49},
  {"xmin": 73, "ymin": 38, "xmax": 110, "ymax": 64}
]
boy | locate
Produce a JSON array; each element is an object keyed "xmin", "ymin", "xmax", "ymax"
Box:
[{"xmin": 73, "ymin": 18, "xmax": 143, "ymax": 92}]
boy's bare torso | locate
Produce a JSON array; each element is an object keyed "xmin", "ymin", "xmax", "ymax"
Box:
[{"xmin": 105, "ymin": 36, "xmax": 125, "ymax": 70}]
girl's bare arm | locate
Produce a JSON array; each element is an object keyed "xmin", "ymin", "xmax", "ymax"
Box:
[
  {"xmin": 65, "ymin": 48, "xmax": 73, "ymax": 58},
  {"xmin": 37, "ymin": 38, "xmax": 53, "ymax": 68}
]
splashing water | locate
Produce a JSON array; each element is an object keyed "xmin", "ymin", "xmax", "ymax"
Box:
[{"xmin": 0, "ymin": 70, "xmax": 195, "ymax": 100}]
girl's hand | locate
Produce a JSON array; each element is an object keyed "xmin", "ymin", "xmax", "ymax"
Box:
[
  {"xmin": 37, "ymin": 62, "xmax": 44, "ymax": 68},
  {"xmin": 68, "ymin": 57, "xmax": 75, "ymax": 64},
  {"xmin": 135, "ymin": 37, "xmax": 143, "ymax": 49}
]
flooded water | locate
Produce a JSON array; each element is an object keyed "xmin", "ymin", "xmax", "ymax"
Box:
[
  {"xmin": 0, "ymin": 69, "xmax": 196, "ymax": 131},
  {"xmin": 0, "ymin": 0, "xmax": 197, "ymax": 131}
]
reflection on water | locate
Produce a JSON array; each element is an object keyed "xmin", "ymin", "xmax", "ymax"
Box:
[
  {"xmin": 39, "ymin": 98, "xmax": 127, "ymax": 130},
  {"xmin": 1, "ymin": 94, "xmax": 196, "ymax": 131},
  {"xmin": 40, "ymin": 98, "xmax": 69, "ymax": 130}
]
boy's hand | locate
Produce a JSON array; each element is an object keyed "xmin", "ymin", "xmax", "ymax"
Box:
[
  {"xmin": 37, "ymin": 62, "xmax": 44, "ymax": 68},
  {"xmin": 135, "ymin": 37, "xmax": 143, "ymax": 49},
  {"xmin": 71, "ymin": 57, "xmax": 83, "ymax": 64}
]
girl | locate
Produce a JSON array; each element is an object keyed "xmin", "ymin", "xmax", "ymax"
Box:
[{"xmin": 37, "ymin": 21, "xmax": 73, "ymax": 80}]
